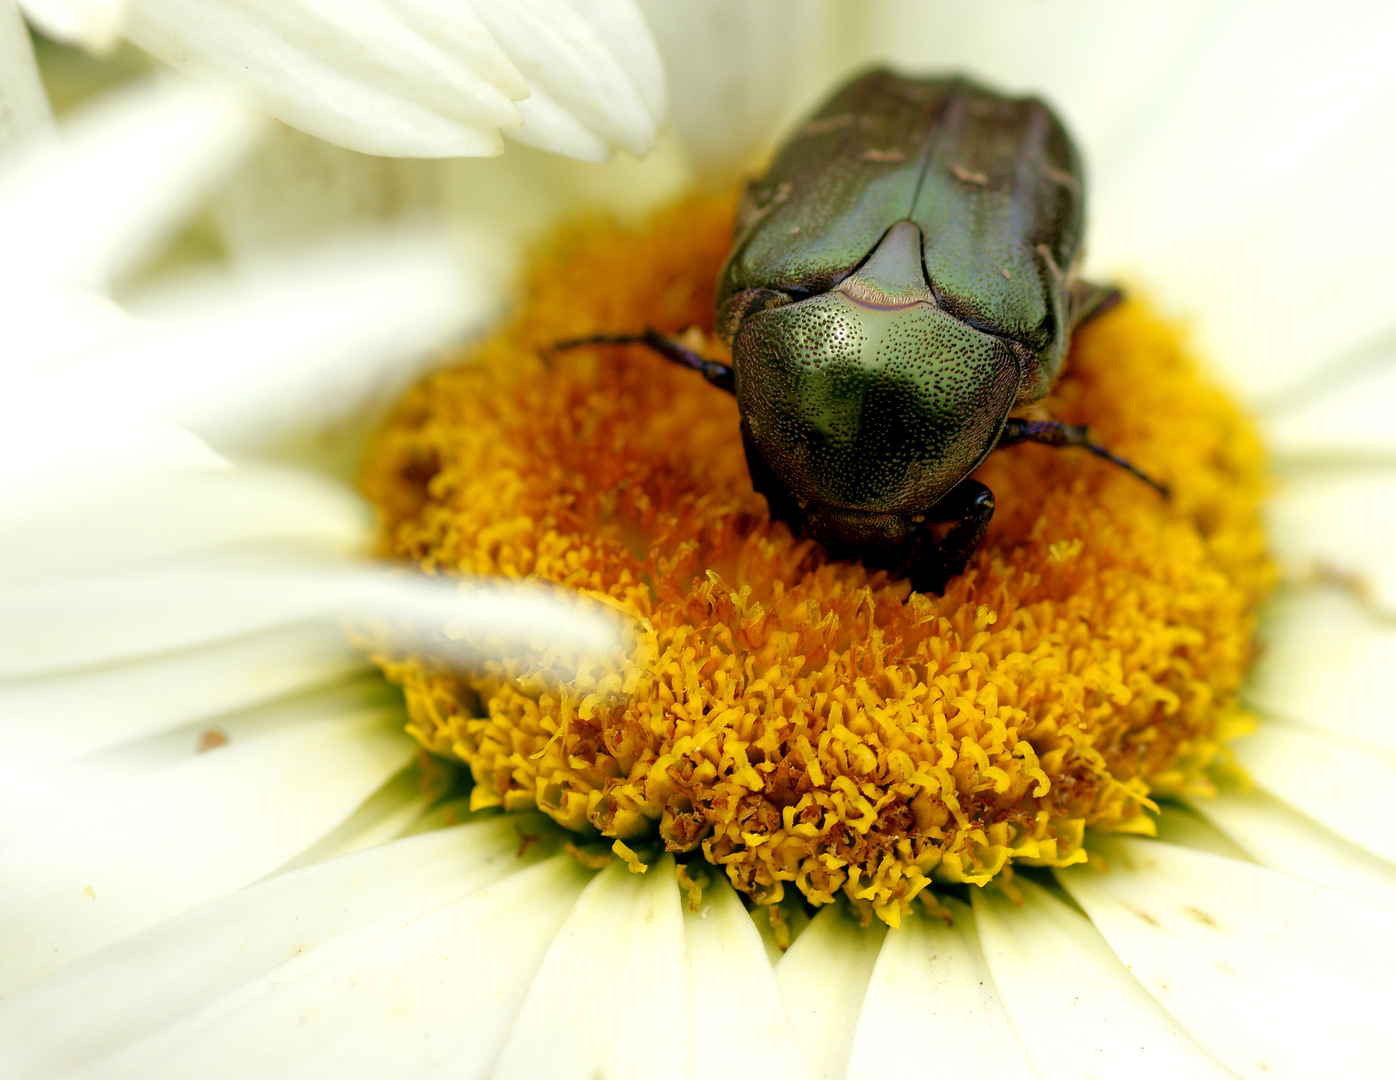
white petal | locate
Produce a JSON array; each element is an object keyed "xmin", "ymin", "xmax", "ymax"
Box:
[
  {"xmin": 0, "ymin": 819, "xmax": 561, "ymax": 1077},
  {"xmin": 1265, "ymin": 471, "xmax": 1396, "ymax": 613},
  {"xmin": 683, "ymin": 875, "xmax": 808, "ymax": 1080},
  {"xmin": 775, "ymin": 905, "xmax": 886, "ymax": 1080},
  {"xmin": 138, "ymin": 855, "xmax": 588, "ymax": 1080},
  {"xmin": 469, "ymin": 0, "xmax": 660, "ymax": 159},
  {"xmin": 974, "ymin": 879, "xmax": 1231, "ymax": 1080},
  {"xmin": 269, "ymin": 765, "xmax": 432, "ymax": 874},
  {"xmin": 95, "ymin": 228, "xmax": 496, "ymax": 457},
  {"xmin": 1230, "ymin": 723, "xmax": 1396, "ymax": 867},
  {"xmin": 0, "ymin": 624, "xmax": 362, "ymax": 763},
  {"xmin": 1083, "ymin": 2, "xmax": 1396, "ymax": 399},
  {"xmin": 0, "ymin": 77, "xmax": 262, "ymax": 293},
  {"xmin": 0, "ymin": 409, "xmax": 225, "ymax": 503},
  {"xmin": 1189, "ymin": 787, "xmax": 1396, "ymax": 912},
  {"xmin": 1059, "ymin": 837, "xmax": 1396, "ymax": 1080},
  {"xmin": 16, "ymin": 0, "xmax": 128, "ymax": 53},
  {"xmin": 0, "ymin": 0, "xmax": 52, "ymax": 151},
  {"xmin": 846, "ymin": 900, "xmax": 1036, "ymax": 1080},
  {"xmin": 125, "ymin": 0, "xmax": 526, "ymax": 157},
  {"xmin": 0, "ymin": 709, "xmax": 414, "ymax": 994},
  {"xmin": 568, "ymin": 0, "xmax": 665, "ymax": 125},
  {"xmin": 2, "ymin": 286, "xmax": 143, "ymax": 374},
  {"xmin": 1151, "ymin": 802, "xmax": 1252, "ymax": 862},
  {"xmin": 1261, "ymin": 357, "xmax": 1396, "ymax": 461},
  {"xmin": 636, "ymin": 0, "xmax": 824, "ymax": 182},
  {"xmin": 0, "ymin": 557, "xmax": 622, "ymax": 679},
  {"xmin": 1244, "ymin": 584, "xmax": 1396, "ymax": 753},
  {"xmin": 505, "ymin": 83, "xmax": 612, "ymax": 162},
  {"xmin": 493, "ymin": 855, "xmax": 687, "ymax": 1080},
  {"xmin": 0, "ymin": 465, "xmax": 370, "ymax": 585}
]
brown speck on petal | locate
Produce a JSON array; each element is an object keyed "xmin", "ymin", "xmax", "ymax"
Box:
[
  {"xmin": 1184, "ymin": 905, "xmax": 1220, "ymax": 928},
  {"xmin": 197, "ymin": 729, "xmax": 230, "ymax": 753}
]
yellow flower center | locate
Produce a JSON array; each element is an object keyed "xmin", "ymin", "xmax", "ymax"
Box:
[{"xmin": 361, "ymin": 194, "xmax": 1271, "ymax": 927}]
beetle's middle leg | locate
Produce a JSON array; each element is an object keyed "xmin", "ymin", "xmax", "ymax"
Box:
[
  {"xmin": 903, "ymin": 478, "xmax": 996, "ymax": 595},
  {"xmin": 999, "ymin": 418, "xmax": 1169, "ymax": 497},
  {"xmin": 555, "ymin": 329, "xmax": 735, "ymax": 394}
]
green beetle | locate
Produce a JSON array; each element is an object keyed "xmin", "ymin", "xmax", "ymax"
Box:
[{"xmin": 570, "ymin": 69, "xmax": 1163, "ymax": 593}]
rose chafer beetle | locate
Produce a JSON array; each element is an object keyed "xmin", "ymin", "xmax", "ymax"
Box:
[{"xmin": 567, "ymin": 69, "xmax": 1165, "ymax": 593}]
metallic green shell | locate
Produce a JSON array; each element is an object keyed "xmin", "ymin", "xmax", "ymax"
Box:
[
  {"xmin": 714, "ymin": 70, "xmax": 1090, "ymax": 529},
  {"xmin": 718, "ymin": 69, "xmax": 1084, "ymax": 396}
]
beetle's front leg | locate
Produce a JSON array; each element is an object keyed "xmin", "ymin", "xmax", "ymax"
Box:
[
  {"xmin": 904, "ymin": 478, "xmax": 996, "ymax": 595},
  {"xmin": 556, "ymin": 329, "xmax": 735, "ymax": 394},
  {"xmin": 999, "ymin": 418, "xmax": 1169, "ymax": 497}
]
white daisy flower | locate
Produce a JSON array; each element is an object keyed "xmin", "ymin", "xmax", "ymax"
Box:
[{"xmin": 3, "ymin": 3, "xmax": 1396, "ymax": 1080}]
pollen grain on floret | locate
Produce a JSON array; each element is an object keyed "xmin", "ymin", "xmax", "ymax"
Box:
[{"xmin": 361, "ymin": 195, "xmax": 1271, "ymax": 927}]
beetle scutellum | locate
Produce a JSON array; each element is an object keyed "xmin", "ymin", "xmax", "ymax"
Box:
[{"xmin": 566, "ymin": 68, "xmax": 1165, "ymax": 594}]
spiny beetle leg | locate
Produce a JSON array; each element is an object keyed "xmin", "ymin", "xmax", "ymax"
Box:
[
  {"xmin": 905, "ymin": 478, "xmax": 996, "ymax": 595},
  {"xmin": 555, "ymin": 329, "xmax": 735, "ymax": 395},
  {"xmin": 999, "ymin": 418, "xmax": 1169, "ymax": 498}
]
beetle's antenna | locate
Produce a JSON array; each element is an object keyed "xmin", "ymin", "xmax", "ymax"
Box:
[
  {"xmin": 1079, "ymin": 442, "xmax": 1171, "ymax": 499},
  {"xmin": 999, "ymin": 418, "xmax": 1170, "ymax": 499},
  {"xmin": 556, "ymin": 329, "xmax": 736, "ymax": 395}
]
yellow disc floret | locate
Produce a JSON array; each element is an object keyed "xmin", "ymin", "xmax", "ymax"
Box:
[{"xmin": 361, "ymin": 195, "xmax": 1271, "ymax": 926}]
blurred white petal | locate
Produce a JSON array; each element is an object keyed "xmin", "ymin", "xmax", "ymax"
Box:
[
  {"xmin": 125, "ymin": 0, "xmax": 525, "ymax": 158},
  {"xmin": 684, "ymin": 876, "xmax": 808, "ymax": 1080},
  {"xmin": 1060, "ymin": 838, "xmax": 1396, "ymax": 1080},
  {"xmin": 115, "ymin": 0, "xmax": 666, "ymax": 161},
  {"xmin": 0, "ymin": 77, "xmax": 262, "ymax": 293},
  {"xmin": 0, "ymin": 818, "xmax": 558, "ymax": 1077},
  {"xmin": 0, "ymin": 708, "xmax": 414, "ymax": 995},
  {"xmin": 100, "ymin": 228, "xmax": 494, "ymax": 455},
  {"xmin": 505, "ymin": 83, "xmax": 612, "ymax": 162},
  {"xmin": 468, "ymin": 0, "xmax": 661, "ymax": 159},
  {"xmin": 0, "ymin": 557, "xmax": 623, "ymax": 679},
  {"xmin": 0, "ymin": 465, "xmax": 369, "ymax": 583},
  {"xmin": 846, "ymin": 900, "xmax": 1036, "ymax": 1080},
  {"xmin": 975, "ymin": 879, "xmax": 1231, "ymax": 1079},
  {"xmin": 0, "ymin": 624, "xmax": 360, "ymax": 763},
  {"xmin": 775, "ymin": 906, "xmax": 886, "ymax": 1080},
  {"xmin": 493, "ymin": 856, "xmax": 686, "ymax": 1080},
  {"xmin": 0, "ymin": 408, "xmax": 226, "ymax": 502},
  {"xmin": 16, "ymin": 0, "xmax": 128, "ymax": 53},
  {"xmin": 1245, "ymin": 585, "xmax": 1396, "ymax": 753},
  {"xmin": 1262, "ymin": 358, "xmax": 1396, "ymax": 460},
  {"xmin": 1086, "ymin": 1, "xmax": 1396, "ymax": 400},
  {"xmin": 1266, "ymin": 470, "xmax": 1396, "ymax": 612},
  {"xmin": 637, "ymin": 0, "xmax": 824, "ymax": 182},
  {"xmin": 0, "ymin": 0, "xmax": 52, "ymax": 152}
]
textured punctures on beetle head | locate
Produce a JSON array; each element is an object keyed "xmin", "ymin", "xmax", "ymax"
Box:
[{"xmin": 360, "ymin": 194, "xmax": 1271, "ymax": 928}]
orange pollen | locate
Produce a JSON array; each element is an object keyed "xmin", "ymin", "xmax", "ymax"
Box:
[{"xmin": 360, "ymin": 194, "xmax": 1272, "ymax": 927}]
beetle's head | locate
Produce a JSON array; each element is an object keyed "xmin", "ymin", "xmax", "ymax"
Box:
[{"xmin": 731, "ymin": 220, "xmax": 1025, "ymax": 530}]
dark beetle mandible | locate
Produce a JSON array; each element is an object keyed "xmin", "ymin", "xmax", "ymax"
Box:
[{"xmin": 567, "ymin": 69, "xmax": 1164, "ymax": 594}]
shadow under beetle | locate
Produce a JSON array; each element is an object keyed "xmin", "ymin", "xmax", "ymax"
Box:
[{"xmin": 563, "ymin": 69, "xmax": 1166, "ymax": 595}]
